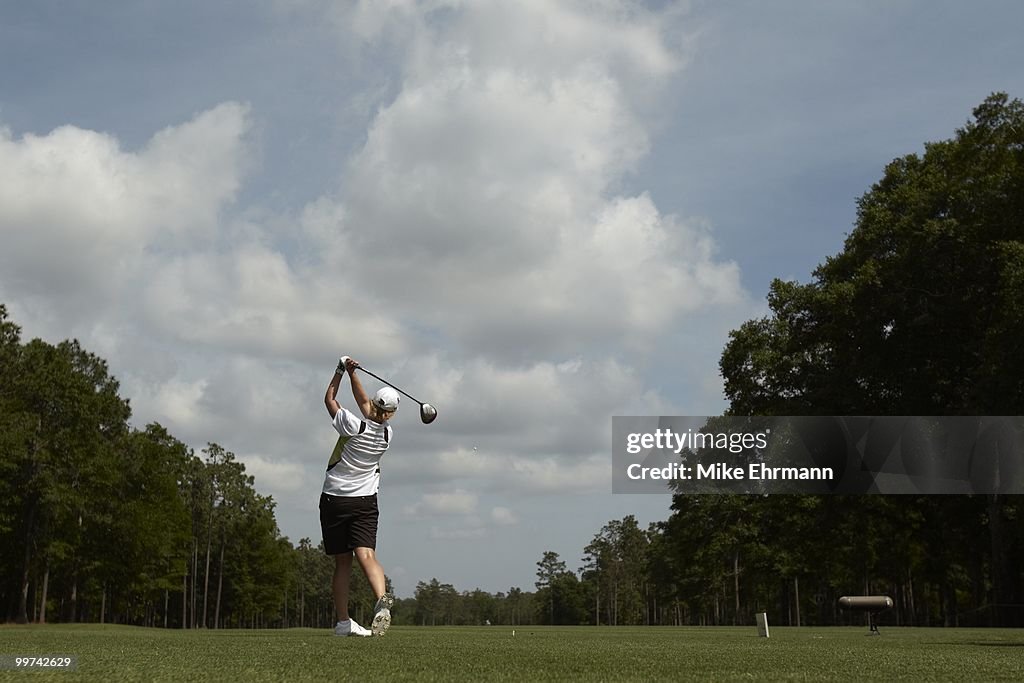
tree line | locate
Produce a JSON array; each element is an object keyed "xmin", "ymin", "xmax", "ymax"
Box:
[{"xmin": 400, "ymin": 489, "xmax": 1018, "ymax": 628}]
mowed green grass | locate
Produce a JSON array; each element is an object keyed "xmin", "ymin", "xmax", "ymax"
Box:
[{"xmin": 2, "ymin": 624, "xmax": 1023, "ymax": 682}]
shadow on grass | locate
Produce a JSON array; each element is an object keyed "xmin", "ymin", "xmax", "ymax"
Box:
[{"xmin": 964, "ymin": 642, "xmax": 1024, "ymax": 648}]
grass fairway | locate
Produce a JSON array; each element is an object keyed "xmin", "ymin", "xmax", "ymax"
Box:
[{"xmin": 2, "ymin": 624, "xmax": 1023, "ymax": 682}]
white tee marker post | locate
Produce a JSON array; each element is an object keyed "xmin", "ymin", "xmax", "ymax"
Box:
[{"xmin": 756, "ymin": 612, "xmax": 770, "ymax": 638}]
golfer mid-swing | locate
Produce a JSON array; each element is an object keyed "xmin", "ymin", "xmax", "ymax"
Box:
[{"xmin": 321, "ymin": 355, "xmax": 396, "ymax": 637}]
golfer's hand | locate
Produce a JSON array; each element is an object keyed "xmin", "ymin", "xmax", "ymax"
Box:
[
  {"xmin": 344, "ymin": 357, "xmax": 360, "ymax": 373},
  {"xmin": 337, "ymin": 356, "xmax": 352, "ymax": 374}
]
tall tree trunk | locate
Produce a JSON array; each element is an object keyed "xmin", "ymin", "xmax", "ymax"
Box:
[
  {"xmin": 39, "ymin": 561, "xmax": 50, "ymax": 624},
  {"xmin": 780, "ymin": 578, "xmax": 790, "ymax": 625},
  {"xmin": 68, "ymin": 513, "xmax": 83, "ymax": 623},
  {"xmin": 214, "ymin": 540, "xmax": 225, "ymax": 629},
  {"xmin": 100, "ymin": 585, "xmax": 106, "ymax": 624},
  {"xmin": 17, "ymin": 499, "xmax": 39, "ymax": 624},
  {"xmin": 733, "ymin": 551, "xmax": 740, "ymax": 625},
  {"xmin": 794, "ymin": 576, "xmax": 801, "ymax": 627},
  {"xmin": 943, "ymin": 578, "xmax": 958, "ymax": 627},
  {"xmin": 202, "ymin": 523, "xmax": 212, "ymax": 629},
  {"xmin": 907, "ymin": 570, "xmax": 916, "ymax": 626},
  {"xmin": 987, "ymin": 494, "xmax": 1008, "ymax": 627},
  {"xmin": 612, "ymin": 583, "xmax": 618, "ymax": 626},
  {"xmin": 18, "ymin": 557, "xmax": 32, "ymax": 624},
  {"xmin": 646, "ymin": 583, "xmax": 651, "ymax": 626},
  {"xmin": 182, "ymin": 572, "xmax": 187, "ymax": 629},
  {"xmin": 68, "ymin": 571, "xmax": 78, "ymax": 623},
  {"xmin": 191, "ymin": 539, "xmax": 198, "ymax": 628}
]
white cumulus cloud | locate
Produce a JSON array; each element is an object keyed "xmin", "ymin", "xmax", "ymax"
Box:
[{"xmin": 0, "ymin": 1, "xmax": 750, "ymax": 581}]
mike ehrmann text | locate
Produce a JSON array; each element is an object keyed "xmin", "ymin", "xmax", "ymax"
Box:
[{"xmin": 626, "ymin": 462, "xmax": 835, "ymax": 481}]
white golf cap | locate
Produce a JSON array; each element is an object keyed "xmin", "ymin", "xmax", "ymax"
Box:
[{"xmin": 373, "ymin": 387, "xmax": 400, "ymax": 412}]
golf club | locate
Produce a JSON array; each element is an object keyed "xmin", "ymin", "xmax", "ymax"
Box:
[{"xmin": 356, "ymin": 366, "xmax": 438, "ymax": 424}]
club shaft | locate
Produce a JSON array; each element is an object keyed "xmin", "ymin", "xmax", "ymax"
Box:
[{"xmin": 355, "ymin": 367, "xmax": 424, "ymax": 405}]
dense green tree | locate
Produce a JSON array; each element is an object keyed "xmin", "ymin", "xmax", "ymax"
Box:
[
  {"xmin": 548, "ymin": 572, "xmax": 589, "ymax": 625},
  {"xmin": 505, "ymin": 586, "xmax": 526, "ymax": 625},
  {"xmin": 0, "ymin": 306, "xmax": 25, "ymax": 620},
  {"xmin": 413, "ymin": 578, "xmax": 460, "ymax": 625},
  {"xmin": 91, "ymin": 425, "xmax": 191, "ymax": 625},
  {"xmin": 4, "ymin": 337, "xmax": 130, "ymax": 623},
  {"xmin": 535, "ymin": 551, "xmax": 565, "ymax": 625},
  {"xmin": 722, "ymin": 92, "xmax": 1024, "ymax": 416},
  {"xmin": 466, "ymin": 588, "xmax": 496, "ymax": 625},
  {"xmin": 582, "ymin": 516, "xmax": 649, "ymax": 625},
  {"xmin": 0, "ymin": 307, "xmax": 336, "ymax": 629},
  {"xmin": 716, "ymin": 92, "xmax": 1024, "ymax": 627},
  {"xmin": 534, "ymin": 551, "xmax": 588, "ymax": 625},
  {"xmin": 292, "ymin": 539, "xmax": 337, "ymax": 629}
]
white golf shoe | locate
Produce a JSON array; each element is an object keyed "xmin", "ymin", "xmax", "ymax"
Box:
[
  {"xmin": 371, "ymin": 594, "xmax": 394, "ymax": 636},
  {"xmin": 334, "ymin": 618, "xmax": 371, "ymax": 637}
]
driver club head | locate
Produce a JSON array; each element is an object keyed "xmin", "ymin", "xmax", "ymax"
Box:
[{"xmin": 354, "ymin": 366, "xmax": 436, "ymax": 425}]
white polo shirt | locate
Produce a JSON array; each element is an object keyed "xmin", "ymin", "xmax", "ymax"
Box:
[{"xmin": 322, "ymin": 406, "xmax": 393, "ymax": 497}]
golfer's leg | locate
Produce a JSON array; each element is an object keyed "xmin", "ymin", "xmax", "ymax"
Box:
[
  {"xmin": 333, "ymin": 552, "xmax": 353, "ymax": 621},
  {"xmin": 353, "ymin": 547, "xmax": 387, "ymax": 598}
]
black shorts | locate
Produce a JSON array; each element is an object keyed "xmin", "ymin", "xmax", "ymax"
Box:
[{"xmin": 319, "ymin": 492, "xmax": 379, "ymax": 555}]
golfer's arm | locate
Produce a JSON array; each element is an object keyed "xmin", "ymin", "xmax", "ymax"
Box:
[
  {"xmin": 324, "ymin": 370, "xmax": 344, "ymax": 418},
  {"xmin": 349, "ymin": 369, "xmax": 373, "ymax": 419}
]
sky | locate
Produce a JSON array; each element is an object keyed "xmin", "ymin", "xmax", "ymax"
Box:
[{"xmin": 2, "ymin": 1, "xmax": 1023, "ymax": 597}]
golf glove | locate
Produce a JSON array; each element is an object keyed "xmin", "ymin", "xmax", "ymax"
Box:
[{"xmin": 337, "ymin": 356, "xmax": 352, "ymax": 373}]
